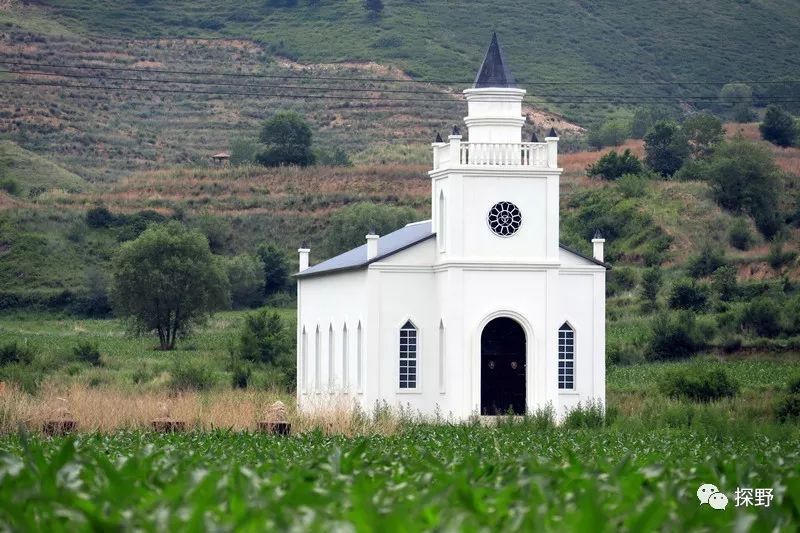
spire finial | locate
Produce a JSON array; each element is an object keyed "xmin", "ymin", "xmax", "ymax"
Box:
[
  {"xmin": 548, "ymin": 127, "xmax": 558, "ymax": 138},
  {"xmin": 451, "ymin": 125, "xmax": 461, "ymax": 136},
  {"xmin": 530, "ymin": 131, "xmax": 539, "ymax": 142},
  {"xmin": 435, "ymin": 131, "xmax": 443, "ymax": 143},
  {"xmin": 473, "ymin": 32, "xmax": 516, "ymax": 89}
]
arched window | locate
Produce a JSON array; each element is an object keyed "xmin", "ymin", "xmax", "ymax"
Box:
[
  {"xmin": 438, "ymin": 190, "xmax": 446, "ymax": 253},
  {"xmin": 558, "ymin": 323, "xmax": 575, "ymax": 390},
  {"xmin": 342, "ymin": 323, "xmax": 349, "ymax": 390},
  {"xmin": 301, "ymin": 326, "xmax": 308, "ymax": 393},
  {"xmin": 357, "ymin": 321, "xmax": 363, "ymax": 393},
  {"xmin": 314, "ymin": 325, "xmax": 321, "ymax": 392},
  {"xmin": 399, "ymin": 320, "xmax": 418, "ymax": 389},
  {"xmin": 328, "ymin": 323, "xmax": 335, "ymax": 391},
  {"xmin": 438, "ymin": 320, "xmax": 445, "ymax": 393}
]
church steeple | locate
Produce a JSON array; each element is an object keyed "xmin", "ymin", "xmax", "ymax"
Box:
[{"xmin": 473, "ymin": 32, "xmax": 516, "ymax": 89}]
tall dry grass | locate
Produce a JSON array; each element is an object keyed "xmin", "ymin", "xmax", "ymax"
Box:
[{"xmin": 0, "ymin": 383, "xmax": 405, "ymax": 436}]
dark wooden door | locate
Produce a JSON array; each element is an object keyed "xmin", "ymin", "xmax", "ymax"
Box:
[{"xmin": 480, "ymin": 317, "xmax": 526, "ymax": 415}]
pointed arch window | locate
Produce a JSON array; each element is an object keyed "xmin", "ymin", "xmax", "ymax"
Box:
[
  {"xmin": 328, "ymin": 323, "xmax": 335, "ymax": 391},
  {"xmin": 301, "ymin": 326, "xmax": 308, "ymax": 393},
  {"xmin": 438, "ymin": 190, "xmax": 446, "ymax": 253},
  {"xmin": 399, "ymin": 320, "xmax": 418, "ymax": 389},
  {"xmin": 558, "ymin": 323, "xmax": 575, "ymax": 390},
  {"xmin": 356, "ymin": 321, "xmax": 363, "ymax": 393},
  {"xmin": 342, "ymin": 323, "xmax": 349, "ymax": 390},
  {"xmin": 314, "ymin": 325, "xmax": 321, "ymax": 393}
]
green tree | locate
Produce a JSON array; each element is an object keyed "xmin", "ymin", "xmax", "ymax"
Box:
[
  {"xmin": 587, "ymin": 118, "xmax": 630, "ymax": 148},
  {"xmin": 224, "ymin": 254, "xmax": 265, "ymax": 309},
  {"xmin": 235, "ymin": 310, "xmax": 292, "ymax": 365},
  {"xmin": 712, "ymin": 265, "xmax": 737, "ymax": 302},
  {"xmin": 110, "ymin": 222, "xmax": 229, "ymax": 350},
  {"xmin": 719, "ymin": 83, "xmax": 754, "ymax": 122},
  {"xmin": 323, "ymin": 202, "xmax": 418, "ymax": 257},
  {"xmin": 760, "ymin": 105, "xmax": 797, "ymax": 147},
  {"xmin": 229, "ymin": 137, "xmax": 260, "ymax": 166},
  {"xmin": 630, "ymin": 106, "xmax": 674, "ymax": 139},
  {"xmin": 640, "ymin": 267, "xmax": 662, "ymax": 310},
  {"xmin": 683, "ymin": 112, "xmax": 724, "ymax": 157},
  {"xmin": 256, "ymin": 243, "xmax": 291, "ymax": 297},
  {"xmin": 699, "ymin": 139, "xmax": 782, "ymax": 238},
  {"xmin": 644, "ymin": 121, "xmax": 690, "ymax": 177},
  {"xmin": 586, "ymin": 149, "xmax": 642, "ymax": 180},
  {"xmin": 257, "ymin": 111, "xmax": 315, "ymax": 167}
]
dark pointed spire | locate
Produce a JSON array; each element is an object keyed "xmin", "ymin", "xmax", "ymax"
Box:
[
  {"xmin": 530, "ymin": 131, "xmax": 539, "ymax": 142},
  {"xmin": 473, "ymin": 32, "xmax": 516, "ymax": 89},
  {"xmin": 593, "ymin": 230, "xmax": 603, "ymax": 240},
  {"xmin": 548, "ymin": 127, "xmax": 558, "ymax": 137},
  {"xmin": 435, "ymin": 131, "xmax": 443, "ymax": 143},
  {"xmin": 451, "ymin": 125, "xmax": 461, "ymax": 136}
]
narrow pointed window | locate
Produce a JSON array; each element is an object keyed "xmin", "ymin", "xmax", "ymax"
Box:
[
  {"xmin": 314, "ymin": 325, "xmax": 321, "ymax": 392},
  {"xmin": 342, "ymin": 323, "xmax": 349, "ymax": 390},
  {"xmin": 399, "ymin": 320, "xmax": 418, "ymax": 389},
  {"xmin": 438, "ymin": 320, "xmax": 445, "ymax": 393},
  {"xmin": 357, "ymin": 321, "xmax": 363, "ymax": 393},
  {"xmin": 558, "ymin": 323, "xmax": 575, "ymax": 390},
  {"xmin": 438, "ymin": 190, "xmax": 446, "ymax": 253},
  {"xmin": 301, "ymin": 326, "xmax": 308, "ymax": 394},
  {"xmin": 328, "ymin": 323, "xmax": 335, "ymax": 391}
]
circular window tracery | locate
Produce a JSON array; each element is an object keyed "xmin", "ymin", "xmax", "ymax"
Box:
[{"xmin": 487, "ymin": 201, "xmax": 522, "ymax": 237}]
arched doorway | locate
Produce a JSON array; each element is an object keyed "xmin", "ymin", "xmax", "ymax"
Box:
[{"xmin": 480, "ymin": 317, "xmax": 526, "ymax": 415}]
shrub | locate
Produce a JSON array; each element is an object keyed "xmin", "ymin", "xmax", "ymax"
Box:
[
  {"xmin": 169, "ymin": 361, "xmax": 216, "ymax": 391},
  {"xmin": 648, "ymin": 312, "xmax": 705, "ymax": 360},
  {"xmin": 86, "ymin": 206, "xmax": 116, "ymax": 228},
  {"xmin": 740, "ymin": 298, "xmax": 783, "ymax": 337},
  {"xmin": 562, "ymin": 400, "xmax": 607, "ymax": 429},
  {"xmin": 775, "ymin": 394, "xmax": 800, "ymax": 423},
  {"xmin": 72, "ymin": 342, "xmax": 102, "ymax": 366},
  {"xmin": 728, "ymin": 218, "xmax": 752, "ymax": 250},
  {"xmin": 668, "ymin": 279, "xmax": 708, "ymax": 311},
  {"xmin": 235, "ymin": 310, "xmax": 293, "ymax": 366},
  {"xmin": 659, "ymin": 368, "xmax": 739, "ymax": 402},
  {"xmin": 786, "ymin": 376, "xmax": 800, "ymax": 395},
  {"xmin": 683, "ymin": 112, "xmax": 724, "ymax": 157},
  {"xmin": 231, "ymin": 364, "xmax": 252, "ymax": 389},
  {"xmin": 767, "ymin": 243, "xmax": 797, "ymax": 269},
  {"xmin": 760, "ymin": 105, "xmax": 797, "ymax": 147},
  {"xmin": 586, "ymin": 149, "xmax": 642, "ymax": 180},
  {"xmin": 256, "ymin": 243, "xmax": 290, "ymax": 297},
  {"xmin": 644, "ymin": 121, "xmax": 690, "ymax": 177},
  {"xmin": 257, "ymin": 111, "xmax": 315, "ymax": 167},
  {"xmin": 587, "ymin": 119, "xmax": 630, "ymax": 148},
  {"xmin": 606, "ymin": 267, "xmax": 637, "ymax": 297},
  {"xmin": 687, "ymin": 244, "xmax": 726, "ymax": 278},
  {"xmin": 616, "ymin": 173, "xmax": 648, "ymax": 198},
  {"xmin": 712, "ymin": 266, "xmax": 738, "ymax": 302},
  {"xmin": 223, "ymin": 254, "xmax": 265, "ymax": 309},
  {"xmin": 0, "ymin": 342, "xmax": 36, "ymax": 366},
  {"xmin": 0, "ymin": 177, "xmax": 19, "ymax": 195},
  {"xmin": 640, "ymin": 267, "xmax": 662, "ymax": 309}
]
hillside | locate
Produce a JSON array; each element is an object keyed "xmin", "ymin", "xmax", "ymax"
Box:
[
  {"xmin": 2, "ymin": 1, "xmax": 799, "ymax": 180},
  {"xmin": 0, "ymin": 140, "xmax": 89, "ymax": 193}
]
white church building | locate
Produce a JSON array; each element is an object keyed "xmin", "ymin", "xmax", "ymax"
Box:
[{"xmin": 295, "ymin": 34, "xmax": 608, "ymax": 419}]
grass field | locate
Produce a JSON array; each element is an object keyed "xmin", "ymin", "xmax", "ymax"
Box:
[{"xmin": 0, "ymin": 424, "xmax": 798, "ymax": 530}]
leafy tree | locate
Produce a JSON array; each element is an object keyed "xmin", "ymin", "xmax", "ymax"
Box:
[
  {"xmin": 712, "ymin": 265, "xmax": 737, "ymax": 302},
  {"xmin": 760, "ymin": 105, "xmax": 797, "ymax": 147},
  {"xmin": 687, "ymin": 244, "xmax": 726, "ymax": 278},
  {"xmin": 86, "ymin": 206, "xmax": 116, "ymax": 228},
  {"xmin": 719, "ymin": 83, "xmax": 754, "ymax": 122},
  {"xmin": 224, "ymin": 254, "xmax": 265, "ymax": 309},
  {"xmin": 740, "ymin": 298, "xmax": 783, "ymax": 337},
  {"xmin": 640, "ymin": 268, "xmax": 662, "ymax": 310},
  {"xmin": 668, "ymin": 278, "xmax": 708, "ymax": 311},
  {"xmin": 190, "ymin": 214, "xmax": 232, "ymax": 254},
  {"xmin": 323, "ymin": 202, "xmax": 418, "ymax": 257},
  {"xmin": 765, "ymin": 78, "xmax": 800, "ymax": 114},
  {"xmin": 587, "ymin": 119, "xmax": 630, "ymax": 148},
  {"xmin": 236, "ymin": 310, "xmax": 291, "ymax": 364},
  {"xmin": 648, "ymin": 311, "xmax": 705, "ymax": 360},
  {"xmin": 257, "ymin": 111, "xmax": 315, "ymax": 167},
  {"xmin": 629, "ymin": 106, "xmax": 674, "ymax": 139},
  {"xmin": 699, "ymin": 139, "xmax": 782, "ymax": 238},
  {"xmin": 683, "ymin": 112, "xmax": 724, "ymax": 157},
  {"xmin": 257, "ymin": 243, "xmax": 291, "ymax": 297},
  {"xmin": 586, "ymin": 149, "xmax": 642, "ymax": 180},
  {"xmin": 110, "ymin": 222, "xmax": 229, "ymax": 350},
  {"xmin": 229, "ymin": 137, "xmax": 260, "ymax": 166},
  {"xmin": 644, "ymin": 121, "xmax": 690, "ymax": 177}
]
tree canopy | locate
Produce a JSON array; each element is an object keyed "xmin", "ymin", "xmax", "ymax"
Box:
[
  {"xmin": 257, "ymin": 111, "xmax": 316, "ymax": 167},
  {"xmin": 111, "ymin": 222, "xmax": 229, "ymax": 350},
  {"xmin": 323, "ymin": 202, "xmax": 419, "ymax": 258},
  {"xmin": 760, "ymin": 105, "xmax": 797, "ymax": 148},
  {"xmin": 644, "ymin": 121, "xmax": 690, "ymax": 177}
]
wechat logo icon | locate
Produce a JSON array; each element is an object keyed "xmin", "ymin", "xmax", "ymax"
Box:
[{"xmin": 697, "ymin": 483, "xmax": 729, "ymax": 510}]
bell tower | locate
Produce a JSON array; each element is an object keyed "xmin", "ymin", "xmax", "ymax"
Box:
[{"xmin": 430, "ymin": 32, "xmax": 561, "ymax": 264}]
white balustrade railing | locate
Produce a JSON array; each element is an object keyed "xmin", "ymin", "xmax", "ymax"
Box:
[{"xmin": 432, "ymin": 141, "xmax": 553, "ymax": 170}]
